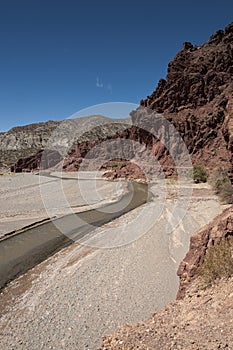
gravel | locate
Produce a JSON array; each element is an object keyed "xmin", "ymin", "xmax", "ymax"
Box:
[
  {"xmin": 0, "ymin": 173, "xmax": 125, "ymax": 237},
  {"xmin": 0, "ymin": 181, "xmax": 225, "ymax": 350}
]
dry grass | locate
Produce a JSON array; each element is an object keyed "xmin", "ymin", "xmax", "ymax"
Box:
[{"xmin": 199, "ymin": 238, "xmax": 233, "ymax": 286}]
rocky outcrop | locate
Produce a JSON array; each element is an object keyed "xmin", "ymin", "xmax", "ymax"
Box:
[
  {"xmin": 222, "ymin": 98, "xmax": 233, "ymax": 180},
  {"xmin": 10, "ymin": 150, "xmax": 63, "ymax": 173},
  {"xmin": 141, "ymin": 23, "xmax": 233, "ymax": 113},
  {"xmin": 140, "ymin": 22, "xmax": 233, "ymax": 175},
  {"xmin": 101, "ymin": 160, "xmax": 147, "ymax": 181},
  {"xmin": 177, "ymin": 205, "xmax": 233, "ymax": 299}
]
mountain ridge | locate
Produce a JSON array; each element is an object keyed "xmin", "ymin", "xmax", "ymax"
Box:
[
  {"xmin": 0, "ymin": 115, "xmax": 124, "ymax": 170},
  {"xmin": 139, "ymin": 21, "xmax": 233, "ymax": 178}
]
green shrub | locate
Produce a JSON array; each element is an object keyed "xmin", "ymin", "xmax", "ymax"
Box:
[
  {"xmin": 111, "ymin": 164, "xmax": 120, "ymax": 170},
  {"xmin": 211, "ymin": 168, "xmax": 233, "ymax": 204},
  {"xmin": 110, "ymin": 162, "xmax": 126, "ymax": 170},
  {"xmin": 192, "ymin": 165, "xmax": 208, "ymax": 183},
  {"xmin": 199, "ymin": 239, "xmax": 233, "ymax": 286}
]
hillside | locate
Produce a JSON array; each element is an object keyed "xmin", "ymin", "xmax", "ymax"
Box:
[
  {"xmin": 0, "ymin": 116, "xmax": 127, "ymax": 171},
  {"xmin": 0, "ymin": 120, "xmax": 60, "ymax": 169},
  {"xmin": 102, "ymin": 21, "xmax": 233, "ymax": 179},
  {"xmin": 140, "ymin": 22, "xmax": 233, "ymax": 176}
]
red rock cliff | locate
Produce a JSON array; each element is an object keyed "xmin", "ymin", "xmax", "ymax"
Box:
[{"xmin": 12, "ymin": 23, "xmax": 233, "ymax": 176}]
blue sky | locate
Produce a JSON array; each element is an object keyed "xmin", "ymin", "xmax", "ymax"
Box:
[{"xmin": 0, "ymin": 0, "xmax": 232, "ymax": 131}]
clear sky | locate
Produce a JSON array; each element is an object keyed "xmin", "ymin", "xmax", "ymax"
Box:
[{"xmin": 0, "ymin": 0, "xmax": 232, "ymax": 131}]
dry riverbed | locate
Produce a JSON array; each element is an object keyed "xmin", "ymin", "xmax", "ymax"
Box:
[
  {"xmin": 0, "ymin": 175, "xmax": 227, "ymax": 350},
  {"xmin": 0, "ymin": 172, "xmax": 127, "ymax": 238}
]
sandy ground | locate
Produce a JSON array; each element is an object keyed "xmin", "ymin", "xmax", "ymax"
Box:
[
  {"xmin": 0, "ymin": 176, "xmax": 227, "ymax": 350},
  {"xmin": 0, "ymin": 172, "xmax": 127, "ymax": 237}
]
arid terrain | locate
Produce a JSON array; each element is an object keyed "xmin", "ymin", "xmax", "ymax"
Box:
[
  {"xmin": 0, "ymin": 20, "xmax": 232, "ymax": 350},
  {"xmin": 101, "ymin": 205, "xmax": 233, "ymax": 350},
  {"xmin": 0, "ymin": 172, "xmax": 126, "ymax": 238},
  {"xmin": 0, "ymin": 178, "xmax": 227, "ymax": 350},
  {"xmin": 101, "ymin": 275, "xmax": 233, "ymax": 350}
]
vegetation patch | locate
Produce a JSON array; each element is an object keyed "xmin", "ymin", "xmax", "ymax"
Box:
[
  {"xmin": 101, "ymin": 160, "xmax": 127, "ymax": 171},
  {"xmin": 199, "ymin": 238, "xmax": 233, "ymax": 286},
  {"xmin": 192, "ymin": 165, "xmax": 208, "ymax": 183},
  {"xmin": 110, "ymin": 163, "xmax": 121, "ymax": 170},
  {"xmin": 210, "ymin": 168, "xmax": 233, "ymax": 204}
]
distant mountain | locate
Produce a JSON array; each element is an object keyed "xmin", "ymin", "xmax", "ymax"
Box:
[
  {"xmin": 0, "ymin": 120, "xmax": 60, "ymax": 168},
  {"xmin": 0, "ymin": 115, "xmax": 127, "ymax": 171},
  {"xmin": 7, "ymin": 22, "xmax": 233, "ymax": 178}
]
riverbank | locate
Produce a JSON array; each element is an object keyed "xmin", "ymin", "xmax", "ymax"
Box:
[
  {"xmin": 0, "ymin": 177, "xmax": 147, "ymax": 289},
  {"xmin": 0, "ymin": 172, "xmax": 128, "ymax": 238},
  {"xmin": 0, "ymin": 180, "xmax": 226, "ymax": 350}
]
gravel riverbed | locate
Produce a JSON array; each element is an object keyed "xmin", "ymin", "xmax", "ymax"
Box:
[
  {"xmin": 0, "ymin": 178, "xmax": 226, "ymax": 350},
  {"xmin": 0, "ymin": 173, "xmax": 126, "ymax": 237}
]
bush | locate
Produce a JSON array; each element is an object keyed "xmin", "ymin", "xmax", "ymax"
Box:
[
  {"xmin": 199, "ymin": 239, "xmax": 233, "ymax": 286},
  {"xmin": 211, "ymin": 168, "xmax": 233, "ymax": 204},
  {"xmin": 111, "ymin": 163, "xmax": 120, "ymax": 170},
  {"xmin": 216, "ymin": 179, "xmax": 233, "ymax": 204},
  {"xmin": 192, "ymin": 165, "xmax": 208, "ymax": 183}
]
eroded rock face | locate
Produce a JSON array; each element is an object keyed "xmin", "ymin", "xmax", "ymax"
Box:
[
  {"xmin": 222, "ymin": 99, "xmax": 233, "ymax": 179},
  {"xmin": 101, "ymin": 160, "xmax": 147, "ymax": 182},
  {"xmin": 140, "ymin": 22, "xmax": 233, "ymax": 175},
  {"xmin": 10, "ymin": 150, "xmax": 63, "ymax": 173},
  {"xmin": 141, "ymin": 23, "xmax": 233, "ymax": 113},
  {"xmin": 177, "ymin": 205, "xmax": 233, "ymax": 299}
]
